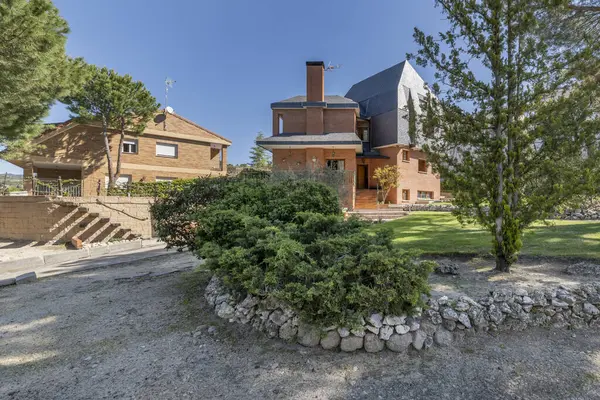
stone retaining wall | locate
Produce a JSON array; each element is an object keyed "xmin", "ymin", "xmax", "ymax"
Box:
[
  {"xmin": 205, "ymin": 276, "xmax": 600, "ymax": 352},
  {"xmin": 0, "ymin": 196, "xmax": 154, "ymax": 242}
]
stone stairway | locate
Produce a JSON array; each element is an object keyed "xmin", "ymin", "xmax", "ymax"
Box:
[
  {"xmin": 355, "ymin": 189, "xmax": 380, "ymax": 210},
  {"xmin": 57, "ymin": 202, "xmax": 142, "ymax": 245}
]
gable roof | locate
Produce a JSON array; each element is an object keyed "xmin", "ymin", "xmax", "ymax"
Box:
[
  {"xmin": 34, "ymin": 111, "xmax": 232, "ymax": 146},
  {"xmin": 167, "ymin": 112, "xmax": 232, "ymax": 144}
]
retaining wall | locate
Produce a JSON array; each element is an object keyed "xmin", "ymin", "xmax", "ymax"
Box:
[
  {"xmin": 205, "ymin": 277, "xmax": 600, "ymax": 353},
  {"xmin": 0, "ymin": 196, "xmax": 155, "ymax": 243}
]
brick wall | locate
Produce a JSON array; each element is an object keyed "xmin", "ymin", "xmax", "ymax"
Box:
[
  {"xmin": 33, "ymin": 122, "xmax": 227, "ymax": 196},
  {"xmin": 0, "ymin": 196, "xmax": 155, "ymax": 243},
  {"xmin": 272, "ymin": 149, "xmax": 307, "ymax": 170},
  {"xmin": 273, "ymin": 108, "xmax": 356, "ymax": 135},
  {"xmin": 323, "ymin": 109, "xmax": 356, "ymax": 133},
  {"xmin": 396, "ymin": 147, "xmax": 441, "ymax": 202}
]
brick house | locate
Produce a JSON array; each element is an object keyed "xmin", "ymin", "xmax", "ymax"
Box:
[
  {"xmin": 257, "ymin": 60, "xmax": 441, "ymax": 209},
  {"xmin": 7, "ymin": 110, "xmax": 231, "ymax": 196}
]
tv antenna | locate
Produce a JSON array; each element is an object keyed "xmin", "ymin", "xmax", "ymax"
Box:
[
  {"xmin": 325, "ymin": 61, "xmax": 342, "ymax": 72},
  {"xmin": 163, "ymin": 77, "xmax": 176, "ymax": 130}
]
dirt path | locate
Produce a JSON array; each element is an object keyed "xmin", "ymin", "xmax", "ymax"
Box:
[{"xmin": 2, "ymin": 253, "xmax": 600, "ymax": 399}]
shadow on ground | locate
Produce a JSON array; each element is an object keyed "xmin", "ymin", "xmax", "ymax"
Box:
[{"xmin": 1, "ymin": 252, "xmax": 600, "ymax": 399}]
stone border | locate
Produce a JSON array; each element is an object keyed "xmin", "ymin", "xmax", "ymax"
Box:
[
  {"xmin": 205, "ymin": 276, "xmax": 600, "ymax": 352},
  {"xmin": 388, "ymin": 203, "xmax": 600, "ymax": 220}
]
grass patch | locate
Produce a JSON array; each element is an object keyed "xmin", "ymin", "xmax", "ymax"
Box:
[{"xmin": 380, "ymin": 212, "xmax": 600, "ymax": 259}]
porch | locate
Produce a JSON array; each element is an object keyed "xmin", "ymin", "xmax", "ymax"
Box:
[
  {"xmin": 27, "ymin": 160, "xmax": 84, "ymax": 197},
  {"xmin": 1, "ymin": 155, "xmax": 87, "ymax": 197}
]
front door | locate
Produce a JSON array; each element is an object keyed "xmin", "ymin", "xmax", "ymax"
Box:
[{"xmin": 357, "ymin": 165, "xmax": 368, "ymax": 189}]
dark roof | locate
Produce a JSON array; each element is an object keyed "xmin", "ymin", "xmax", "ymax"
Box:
[
  {"xmin": 277, "ymin": 95, "xmax": 357, "ymax": 104},
  {"xmin": 357, "ymin": 151, "xmax": 390, "ymax": 159},
  {"xmin": 256, "ymin": 132, "xmax": 362, "ymax": 146},
  {"xmin": 271, "ymin": 95, "xmax": 358, "ymax": 109},
  {"xmin": 346, "ymin": 61, "xmax": 406, "ymax": 104}
]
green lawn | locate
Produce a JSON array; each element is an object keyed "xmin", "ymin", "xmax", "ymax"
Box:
[{"xmin": 380, "ymin": 212, "xmax": 600, "ymax": 259}]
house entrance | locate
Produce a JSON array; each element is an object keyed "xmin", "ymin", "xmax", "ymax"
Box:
[{"xmin": 357, "ymin": 165, "xmax": 368, "ymax": 189}]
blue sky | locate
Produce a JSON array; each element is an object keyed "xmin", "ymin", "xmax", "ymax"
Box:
[{"xmin": 1, "ymin": 0, "xmax": 449, "ymax": 174}]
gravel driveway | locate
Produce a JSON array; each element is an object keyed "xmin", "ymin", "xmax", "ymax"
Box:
[{"xmin": 2, "ymin": 253, "xmax": 600, "ymax": 400}]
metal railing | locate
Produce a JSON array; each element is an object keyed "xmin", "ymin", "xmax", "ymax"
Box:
[{"xmin": 32, "ymin": 177, "xmax": 82, "ymax": 197}]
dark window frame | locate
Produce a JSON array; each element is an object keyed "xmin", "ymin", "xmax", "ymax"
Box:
[
  {"xmin": 418, "ymin": 159, "xmax": 427, "ymax": 173},
  {"xmin": 122, "ymin": 139, "xmax": 138, "ymax": 154},
  {"xmin": 326, "ymin": 159, "xmax": 345, "ymax": 171},
  {"xmin": 155, "ymin": 142, "xmax": 178, "ymax": 159}
]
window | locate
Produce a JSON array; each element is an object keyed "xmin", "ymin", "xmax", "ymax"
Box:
[
  {"xmin": 278, "ymin": 114, "xmax": 284, "ymax": 134},
  {"xmin": 417, "ymin": 191, "xmax": 434, "ymax": 200},
  {"xmin": 156, "ymin": 143, "xmax": 178, "ymax": 158},
  {"xmin": 362, "ymin": 128, "xmax": 369, "ymax": 142},
  {"xmin": 402, "ymin": 150, "xmax": 410, "ymax": 162},
  {"xmin": 418, "ymin": 159, "xmax": 427, "ymax": 173},
  {"xmin": 122, "ymin": 140, "xmax": 138, "ymax": 154},
  {"xmin": 326, "ymin": 159, "xmax": 345, "ymax": 170},
  {"xmin": 156, "ymin": 177, "xmax": 176, "ymax": 182},
  {"xmin": 402, "ymin": 189, "xmax": 410, "ymax": 201}
]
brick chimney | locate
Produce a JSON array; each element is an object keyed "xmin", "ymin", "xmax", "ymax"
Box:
[{"xmin": 306, "ymin": 61, "xmax": 324, "ymax": 102}]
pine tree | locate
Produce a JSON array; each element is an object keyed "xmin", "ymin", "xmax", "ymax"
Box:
[
  {"xmin": 407, "ymin": 92, "xmax": 418, "ymax": 146},
  {"xmin": 410, "ymin": 0, "xmax": 600, "ymax": 272},
  {"xmin": 0, "ymin": 0, "xmax": 78, "ymax": 150},
  {"xmin": 249, "ymin": 132, "xmax": 270, "ymax": 169},
  {"xmin": 63, "ymin": 65, "xmax": 159, "ymax": 188}
]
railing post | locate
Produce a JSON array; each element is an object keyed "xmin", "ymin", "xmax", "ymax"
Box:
[{"xmin": 57, "ymin": 176, "xmax": 63, "ymax": 197}]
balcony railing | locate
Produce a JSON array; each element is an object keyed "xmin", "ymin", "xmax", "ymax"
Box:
[{"xmin": 32, "ymin": 178, "xmax": 82, "ymax": 197}]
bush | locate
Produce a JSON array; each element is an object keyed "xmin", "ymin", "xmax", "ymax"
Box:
[
  {"xmin": 198, "ymin": 212, "xmax": 433, "ymax": 327},
  {"xmin": 151, "ymin": 175, "xmax": 433, "ymax": 328},
  {"xmin": 107, "ymin": 178, "xmax": 195, "ymax": 197},
  {"xmin": 151, "ymin": 176, "xmax": 341, "ymax": 251}
]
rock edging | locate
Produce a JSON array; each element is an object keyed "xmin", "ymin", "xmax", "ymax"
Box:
[
  {"xmin": 204, "ymin": 276, "xmax": 600, "ymax": 352},
  {"xmin": 388, "ymin": 203, "xmax": 600, "ymax": 220}
]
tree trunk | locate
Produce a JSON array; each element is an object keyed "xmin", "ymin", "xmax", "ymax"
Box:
[
  {"xmin": 490, "ymin": 1, "xmax": 506, "ymax": 273},
  {"xmin": 102, "ymin": 120, "xmax": 115, "ymax": 190},
  {"xmin": 495, "ymin": 252, "xmax": 511, "ymax": 273},
  {"xmin": 114, "ymin": 118, "xmax": 125, "ymax": 183}
]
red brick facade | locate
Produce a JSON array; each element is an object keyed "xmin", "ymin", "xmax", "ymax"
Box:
[{"xmin": 269, "ymin": 61, "xmax": 441, "ymax": 208}]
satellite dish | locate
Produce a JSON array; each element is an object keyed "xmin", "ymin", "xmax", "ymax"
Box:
[{"xmin": 165, "ymin": 106, "xmax": 174, "ymax": 114}]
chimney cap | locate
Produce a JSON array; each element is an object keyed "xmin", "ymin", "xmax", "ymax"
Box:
[{"xmin": 306, "ymin": 61, "xmax": 324, "ymax": 67}]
